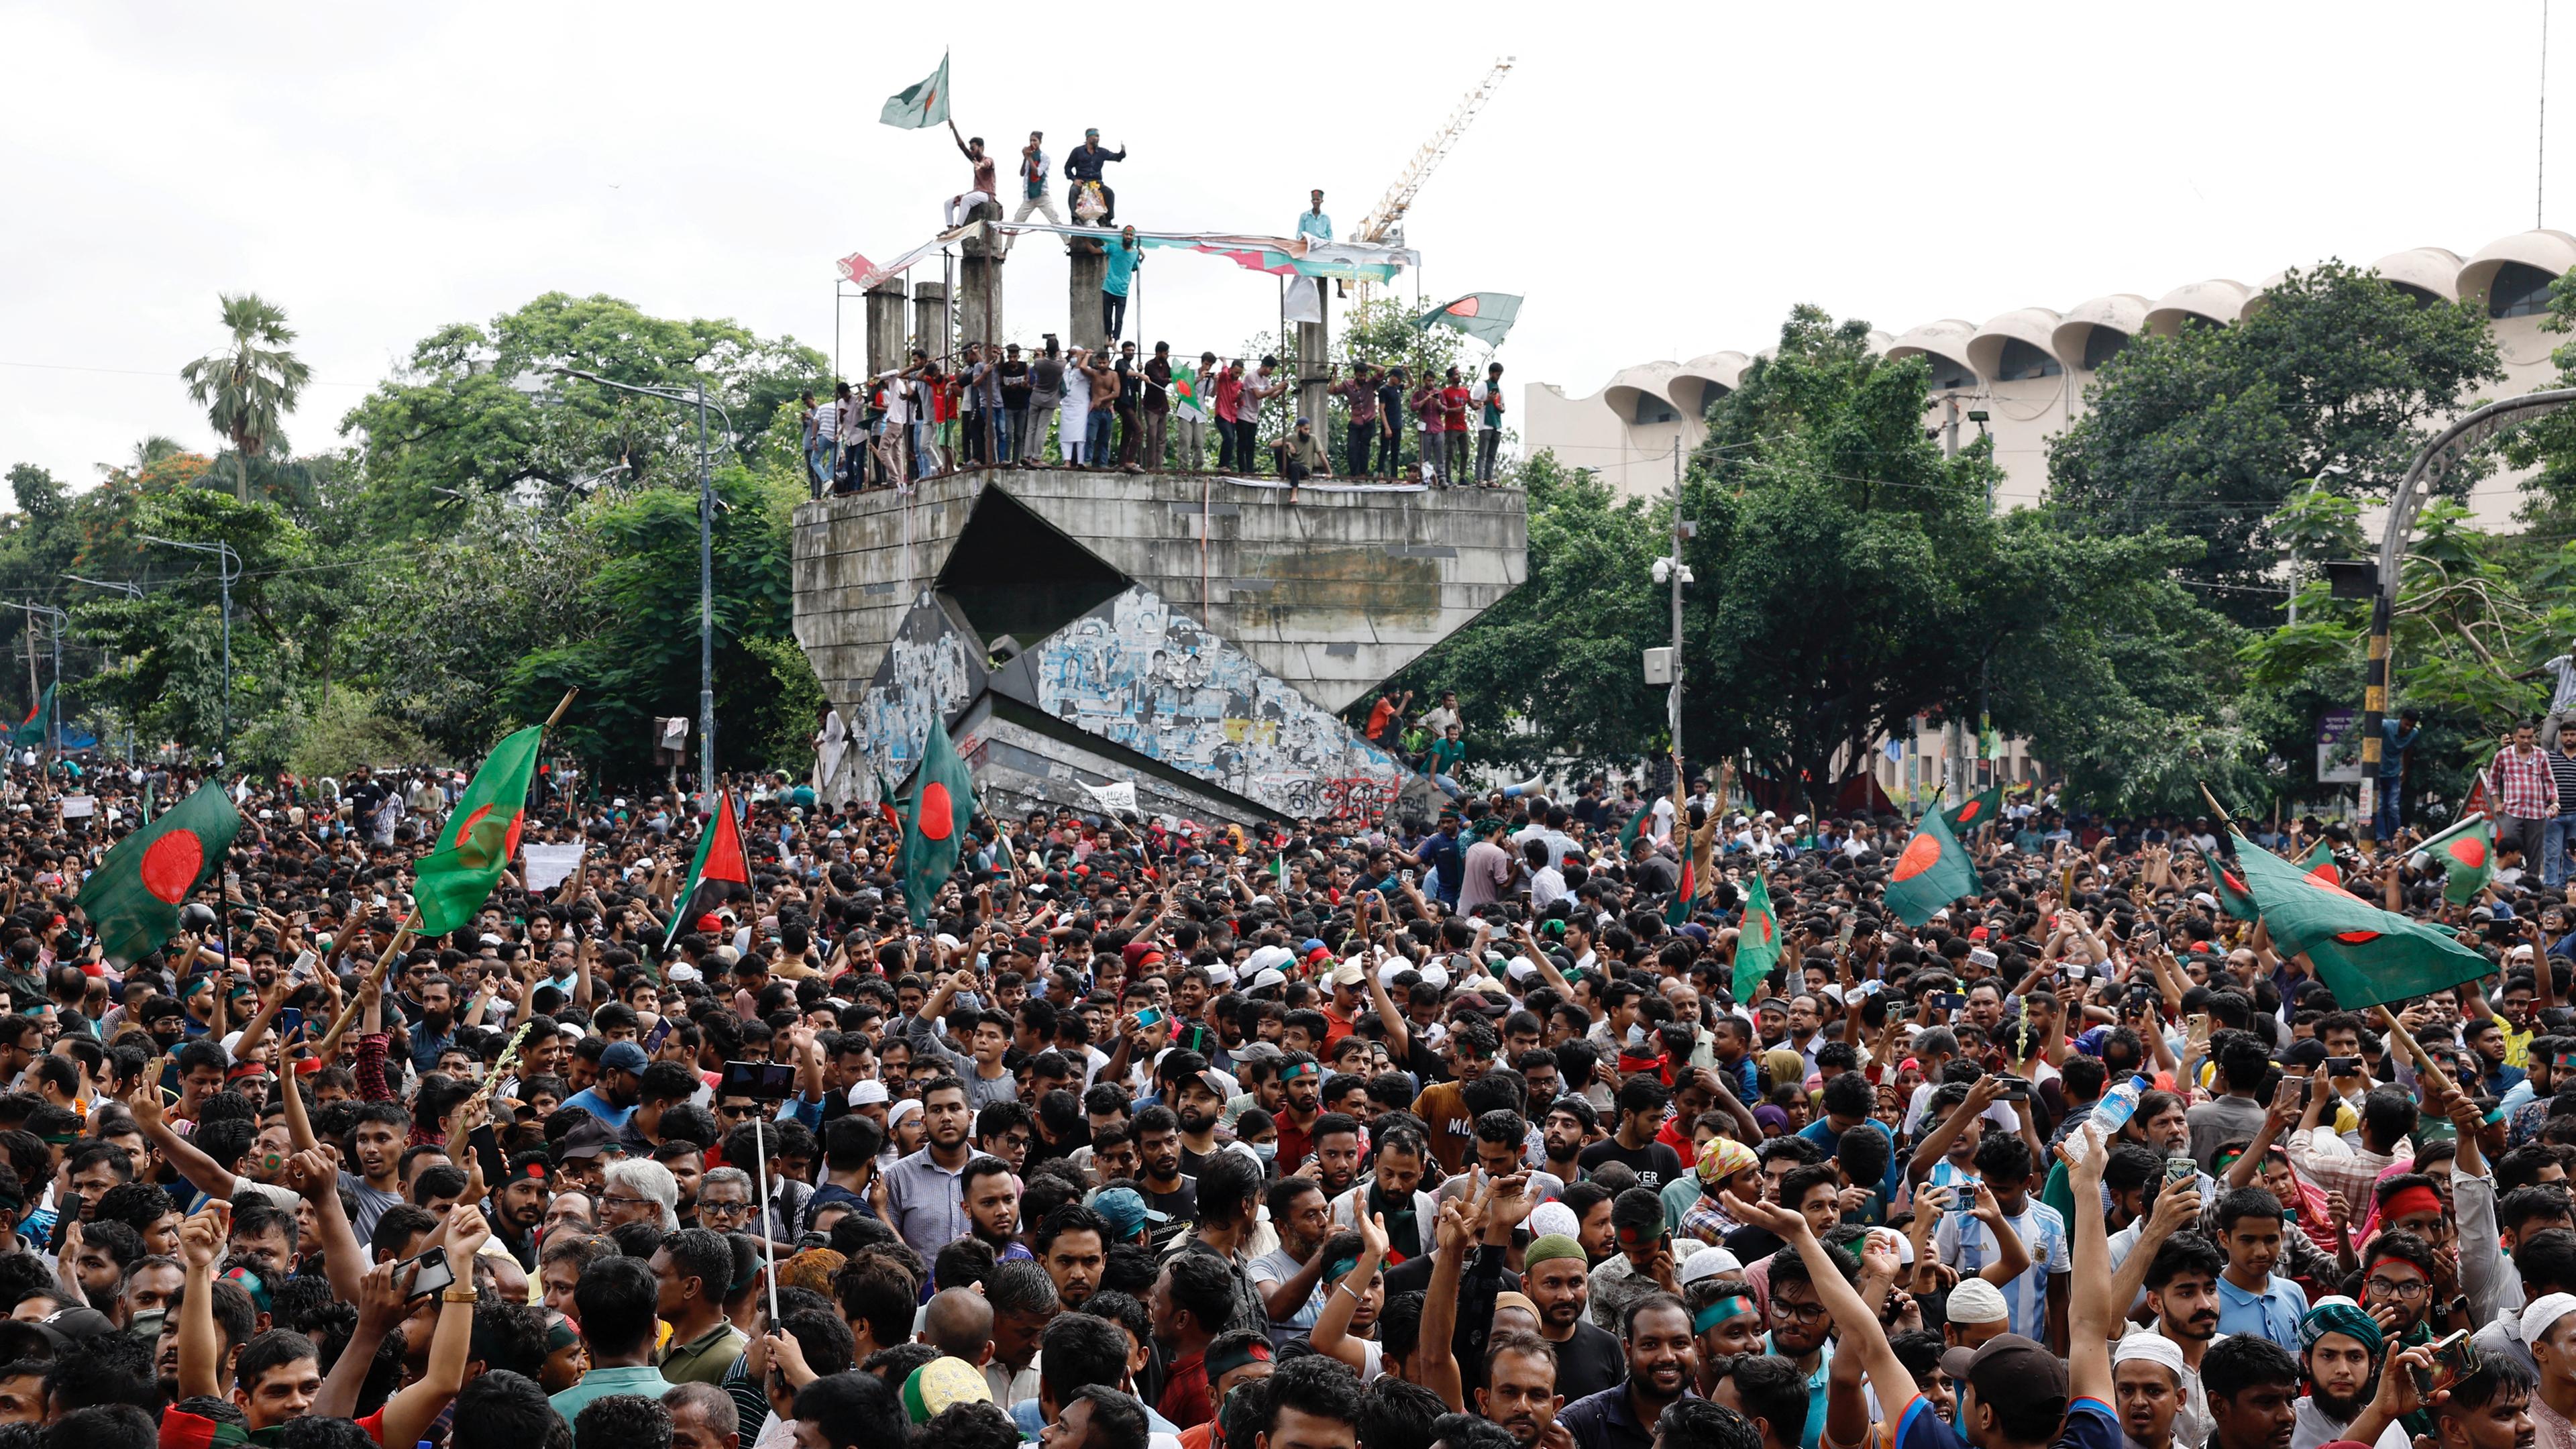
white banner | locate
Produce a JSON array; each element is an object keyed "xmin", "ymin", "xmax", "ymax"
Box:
[
  {"xmin": 60, "ymin": 796, "xmax": 94, "ymax": 818},
  {"xmin": 523, "ymin": 843, "xmax": 586, "ymax": 891},
  {"xmin": 1080, "ymin": 780, "xmax": 1139, "ymax": 814}
]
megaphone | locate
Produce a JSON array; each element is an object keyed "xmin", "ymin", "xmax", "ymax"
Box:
[{"xmin": 1500, "ymin": 775, "xmax": 1545, "ymax": 800}]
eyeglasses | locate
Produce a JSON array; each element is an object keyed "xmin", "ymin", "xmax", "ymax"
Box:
[
  {"xmin": 2365, "ymin": 1277, "xmax": 2429, "ymax": 1300},
  {"xmin": 1770, "ymin": 1298, "xmax": 1829, "ymax": 1323},
  {"xmin": 599, "ymin": 1195, "xmax": 657, "ymax": 1211},
  {"xmin": 701, "ymin": 1201, "xmax": 754, "ymax": 1218}
]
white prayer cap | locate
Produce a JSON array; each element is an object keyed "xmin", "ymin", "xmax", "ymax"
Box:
[
  {"xmin": 2113, "ymin": 1328, "xmax": 2186, "ymax": 1375},
  {"xmin": 2524, "ymin": 1291, "xmax": 2576, "ymax": 1346},
  {"xmin": 1528, "ymin": 1202, "xmax": 1580, "ymax": 1240},
  {"xmin": 1678, "ymin": 1246, "xmax": 1742, "ymax": 1286},
  {"xmin": 1947, "ymin": 1278, "xmax": 2009, "ymax": 1324}
]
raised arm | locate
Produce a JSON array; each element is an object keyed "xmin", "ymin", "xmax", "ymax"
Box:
[
  {"xmin": 1310, "ymin": 1210, "xmax": 1389, "ymax": 1375},
  {"xmin": 1721, "ymin": 1190, "xmax": 1919, "ymax": 1421},
  {"xmin": 174, "ymin": 1201, "xmax": 229, "ymax": 1403},
  {"xmin": 2059, "ymin": 1123, "xmax": 2113, "ymax": 1405}
]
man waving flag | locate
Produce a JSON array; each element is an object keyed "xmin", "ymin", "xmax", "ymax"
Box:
[{"xmin": 414, "ymin": 725, "xmax": 543, "ymax": 936}]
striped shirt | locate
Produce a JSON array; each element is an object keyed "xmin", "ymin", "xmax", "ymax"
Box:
[
  {"xmin": 1935, "ymin": 1199, "xmax": 2069, "ymax": 1342},
  {"xmin": 2548, "ymin": 747, "xmax": 2576, "ymax": 812},
  {"xmin": 2492, "ymin": 744, "xmax": 2560, "ymax": 820}
]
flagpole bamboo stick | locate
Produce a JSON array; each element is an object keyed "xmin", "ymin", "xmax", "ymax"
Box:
[
  {"xmin": 2373, "ymin": 1004, "xmax": 2458, "ymax": 1103},
  {"xmin": 545, "ymin": 688, "xmax": 581, "ymax": 731},
  {"xmin": 2197, "ymin": 783, "xmax": 2240, "ymax": 835},
  {"xmin": 313, "ymin": 912, "xmax": 419, "ymax": 1061}
]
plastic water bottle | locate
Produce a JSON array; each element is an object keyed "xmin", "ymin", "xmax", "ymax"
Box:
[{"xmin": 2090, "ymin": 1073, "xmax": 2153, "ymax": 1134}]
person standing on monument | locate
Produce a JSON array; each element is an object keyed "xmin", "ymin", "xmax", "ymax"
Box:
[
  {"xmin": 1012, "ymin": 131, "xmax": 1062, "ymax": 227},
  {"xmin": 1142, "ymin": 342, "xmax": 1175, "ymax": 472},
  {"xmin": 1297, "ymin": 190, "xmax": 1332, "ymax": 242},
  {"xmin": 1330, "ymin": 362, "xmax": 1379, "ymax": 480},
  {"xmin": 1473, "ymin": 362, "xmax": 1507, "ymax": 485},
  {"xmin": 998, "ymin": 343, "xmax": 1032, "ymax": 467},
  {"xmin": 1028, "ymin": 338, "xmax": 1066, "ymax": 467},
  {"xmin": 943, "ymin": 122, "xmax": 998, "ymax": 228},
  {"xmin": 1240, "ymin": 357, "xmax": 1286, "ymax": 476},
  {"xmin": 1114, "ymin": 341, "xmax": 1144, "ymax": 470},
  {"xmin": 1377, "ymin": 364, "xmax": 1408, "ymax": 480}
]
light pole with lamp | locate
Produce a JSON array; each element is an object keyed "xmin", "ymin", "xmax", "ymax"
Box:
[
  {"xmin": 2357, "ymin": 388, "xmax": 2576, "ymax": 836},
  {"xmin": 140, "ymin": 536, "xmax": 241, "ymax": 765},
  {"xmin": 512, "ymin": 366, "xmax": 732, "ymax": 812},
  {"xmin": 65, "ymin": 575, "xmax": 144, "ymax": 764}
]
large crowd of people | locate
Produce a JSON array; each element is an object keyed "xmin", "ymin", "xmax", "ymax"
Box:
[{"xmin": 0, "ymin": 747, "xmax": 2559, "ymax": 1449}]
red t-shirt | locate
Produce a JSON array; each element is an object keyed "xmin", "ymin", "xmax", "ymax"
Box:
[{"xmin": 1439, "ymin": 386, "xmax": 1472, "ymax": 431}]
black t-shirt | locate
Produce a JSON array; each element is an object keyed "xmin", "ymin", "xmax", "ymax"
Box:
[
  {"xmin": 1549, "ymin": 1320, "xmax": 1628, "ymax": 1402},
  {"xmin": 1000, "ymin": 361, "xmax": 1032, "ymax": 409},
  {"xmin": 1724, "ymin": 1223, "xmax": 1787, "ymax": 1263},
  {"xmin": 1576, "ymin": 1137, "xmax": 1686, "ymax": 1193}
]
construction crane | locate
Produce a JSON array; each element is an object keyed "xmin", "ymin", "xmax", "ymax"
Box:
[{"xmin": 1349, "ymin": 56, "xmax": 1513, "ymax": 310}]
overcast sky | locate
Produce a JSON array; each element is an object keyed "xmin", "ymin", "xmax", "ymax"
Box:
[{"xmin": 1, "ymin": 1, "xmax": 2563, "ymax": 486}]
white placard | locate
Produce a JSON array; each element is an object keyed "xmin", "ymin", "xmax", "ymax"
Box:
[{"xmin": 522, "ymin": 842, "xmax": 586, "ymax": 891}]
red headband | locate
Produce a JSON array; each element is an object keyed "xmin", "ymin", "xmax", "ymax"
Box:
[{"xmin": 2379, "ymin": 1183, "xmax": 2445, "ymax": 1225}]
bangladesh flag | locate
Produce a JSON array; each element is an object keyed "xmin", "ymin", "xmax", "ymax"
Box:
[
  {"xmin": 1733, "ymin": 870, "xmax": 1782, "ymax": 1000},
  {"xmin": 879, "ymin": 52, "xmax": 950, "ymax": 129},
  {"xmin": 1942, "ymin": 786, "xmax": 2003, "ymax": 836},
  {"xmin": 2198, "ymin": 845, "xmax": 2258, "ymax": 921},
  {"xmin": 413, "ymin": 725, "xmax": 543, "ymax": 936},
  {"xmin": 10, "ymin": 684, "xmax": 52, "ymax": 747},
  {"xmin": 78, "ymin": 782, "xmax": 239, "ymax": 965},
  {"xmin": 899, "ymin": 714, "xmax": 977, "ymax": 927},
  {"xmin": 1617, "ymin": 800, "xmax": 1654, "ymax": 852},
  {"xmin": 1663, "ymin": 857, "xmax": 1697, "ymax": 928},
  {"xmin": 1415, "ymin": 292, "xmax": 1523, "ymax": 348},
  {"xmin": 2299, "ymin": 839, "xmax": 2340, "ymax": 888},
  {"xmin": 2230, "ymin": 831, "xmax": 2489, "ymax": 1010},
  {"xmin": 877, "ymin": 771, "xmax": 906, "ymax": 834},
  {"xmin": 2416, "ymin": 814, "xmax": 2496, "ymax": 906},
  {"xmin": 1884, "ymin": 810, "xmax": 1979, "ymax": 927},
  {"xmin": 664, "ymin": 792, "xmax": 752, "ymax": 946}
]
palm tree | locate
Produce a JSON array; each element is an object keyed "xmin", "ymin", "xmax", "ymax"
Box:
[{"xmin": 179, "ymin": 293, "xmax": 311, "ymax": 502}]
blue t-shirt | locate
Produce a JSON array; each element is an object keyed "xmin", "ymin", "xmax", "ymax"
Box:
[
  {"xmin": 561, "ymin": 1087, "xmax": 635, "ymax": 1129},
  {"xmin": 1104, "ymin": 244, "xmax": 1141, "ymax": 296}
]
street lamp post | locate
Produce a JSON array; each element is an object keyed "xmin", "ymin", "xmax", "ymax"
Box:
[
  {"xmin": 517, "ymin": 367, "xmax": 732, "ymax": 812},
  {"xmin": 2358, "ymin": 388, "xmax": 2576, "ymax": 834},
  {"xmin": 66, "ymin": 576, "xmax": 144, "ymax": 764},
  {"xmin": 140, "ymin": 537, "xmax": 239, "ymax": 765}
]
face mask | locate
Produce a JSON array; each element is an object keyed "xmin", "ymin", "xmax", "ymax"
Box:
[
  {"xmin": 127, "ymin": 1309, "xmax": 164, "ymax": 1342},
  {"xmin": 1250, "ymin": 1143, "xmax": 1277, "ymax": 1164}
]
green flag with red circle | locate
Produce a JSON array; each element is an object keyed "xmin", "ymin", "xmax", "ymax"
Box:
[
  {"xmin": 1884, "ymin": 809, "xmax": 1979, "ymax": 927},
  {"xmin": 413, "ymin": 724, "xmax": 543, "ymax": 936},
  {"xmin": 2416, "ymin": 813, "xmax": 2496, "ymax": 906},
  {"xmin": 664, "ymin": 790, "xmax": 752, "ymax": 947},
  {"xmin": 900, "ymin": 714, "xmax": 978, "ymax": 927},
  {"xmin": 78, "ymin": 781, "xmax": 240, "ymax": 967},
  {"xmin": 2198, "ymin": 845, "xmax": 2258, "ymax": 922},
  {"xmin": 1733, "ymin": 869, "xmax": 1782, "ymax": 999},
  {"xmin": 2229, "ymin": 830, "xmax": 2489, "ymax": 1009},
  {"xmin": 1940, "ymin": 786, "xmax": 2003, "ymax": 836}
]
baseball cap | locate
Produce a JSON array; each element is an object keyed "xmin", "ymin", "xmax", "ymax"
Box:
[
  {"xmin": 555, "ymin": 1118, "xmax": 625, "ymax": 1163},
  {"xmin": 600, "ymin": 1042, "xmax": 650, "ymax": 1075},
  {"xmin": 1939, "ymin": 1333, "xmax": 2068, "ymax": 1413},
  {"xmin": 1092, "ymin": 1187, "xmax": 1149, "ymax": 1241},
  {"xmin": 1330, "ymin": 959, "xmax": 1366, "ymax": 988}
]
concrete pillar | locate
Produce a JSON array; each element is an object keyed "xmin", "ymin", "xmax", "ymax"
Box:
[
  {"xmin": 1069, "ymin": 246, "xmax": 1107, "ymax": 354},
  {"xmin": 913, "ymin": 282, "xmax": 950, "ymax": 366},
  {"xmin": 958, "ymin": 259, "xmax": 1003, "ymax": 358},
  {"xmin": 1297, "ymin": 278, "xmax": 1330, "ymax": 435},
  {"xmin": 864, "ymin": 281, "xmax": 908, "ymax": 380}
]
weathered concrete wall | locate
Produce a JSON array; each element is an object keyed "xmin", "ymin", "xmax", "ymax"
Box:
[
  {"xmin": 792, "ymin": 470, "xmax": 1526, "ymax": 719},
  {"xmin": 956, "ymin": 696, "xmax": 1267, "ymax": 828}
]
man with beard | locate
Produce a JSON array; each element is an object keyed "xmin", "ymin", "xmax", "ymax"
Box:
[
  {"xmin": 1540, "ymin": 1099, "xmax": 1596, "ymax": 1187},
  {"xmin": 565, "ymin": 1041, "xmax": 650, "ymax": 1129},
  {"xmin": 1762, "ymin": 1248, "xmax": 1837, "ymax": 1449},
  {"xmin": 882, "ymin": 1077, "xmax": 978, "ymax": 1256},
  {"xmin": 964, "ymin": 1157, "xmax": 1028, "ymax": 1259},
  {"xmin": 1482, "ymin": 1329, "xmax": 1567, "ymax": 1448},
  {"xmin": 492, "ymin": 1150, "xmax": 555, "ymax": 1268},
  {"xmin": 1251, "ymin": 1177, "xmax": 1336, "ymax": 1344},
  {"xmin": 2115, "ymin": 1332, "xmax": 2188, "ymax": 1449},
  {"xmin": 1307, "ymin": 1113, "xmax": 1364, "ymax": 1199},
  {"xmin": 2290, "ymin": 1301, "xmax": 2385, "ymax": 1449},
  {"xmin": 1175, "ymin": 1065, "xmax": 1230, "ymax": 1175},
  {"xmin": 2137, "ymin": 1233, "xmax": 2227, "ymax": 1449},
  {"xmin": 1036, "ymin": 1203, "xmax": 1109, "ymax": 1309},
  {"xmin": 406, "ymin": 972, "xmax": 460, "ymax": 1073},
  {"xmin": 2522, "ymin": 1293, "xmax": 2576, "ymax": 1449},
  {"xmin": 1560, "ymin": 1293, "xmax": 1698, "ymax": 1449},
  {"xmin": 1275, "ymin": 1053, "xmax": 1326, "ymax": 1173},
  {"xmin": 1134, "ymin": 1106, "xmax": 1200, "ymax": 1252},
  {"xmin": 2201, "ymin": 1337, "xmax": 2302, "ymax": 1449},
  {"xmin": 1526, "ymin": 1233, "xmax": 1630, "ymax": 1403}
]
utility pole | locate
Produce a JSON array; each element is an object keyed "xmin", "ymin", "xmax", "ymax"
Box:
[{"xmin": 1669, "ymin": 441, "xmax": 1684, "ymax": 769}]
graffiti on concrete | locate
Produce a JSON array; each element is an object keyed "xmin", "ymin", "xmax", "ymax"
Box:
[
  {"xmin": 857, "ymin": 592, "xmax": 984, "ymax": 782},
  {"xmin": 1034, "ymin": 586, "xmax": 1405, "ymax": 817}
]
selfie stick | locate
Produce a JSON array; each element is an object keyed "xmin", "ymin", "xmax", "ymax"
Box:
[{"xmin": 753, "ymin": 1110, "xmax": 780, "ymax": 1329}]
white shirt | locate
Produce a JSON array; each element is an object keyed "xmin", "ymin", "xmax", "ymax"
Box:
[{"xmin": 1530, "ymin": 865, "xmax": 1568, "ymax": 912}]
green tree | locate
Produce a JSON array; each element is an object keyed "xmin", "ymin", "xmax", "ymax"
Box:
[
  {"xmin": 180, "ymin": 294, "xmax": 313, "ymax": 503},
  {"xmin": 337, "ymin": 292, "xmax": 826, "ymax": 535},
  {"xmin": 2047, "ymin": 261, "xmax": 2502, "ymax": 624},
  {"xmin": 1382, "ymin": 451, "xmax": 1667, "ymax": 771}
]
